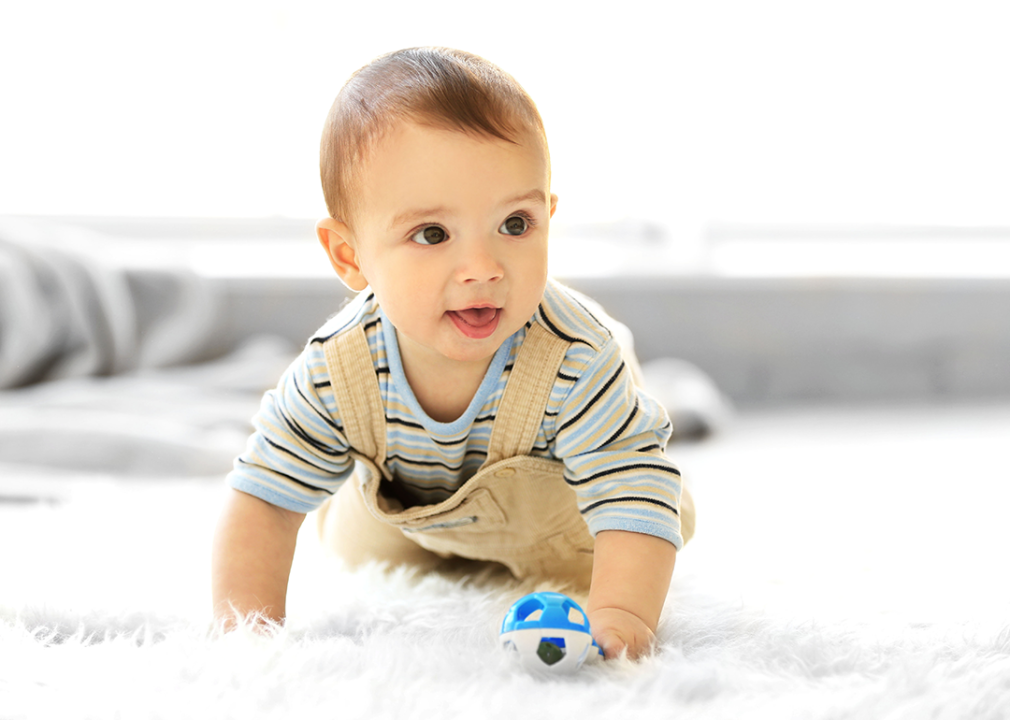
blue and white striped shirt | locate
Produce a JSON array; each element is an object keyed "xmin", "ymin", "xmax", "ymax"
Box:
[{"xmin": 228, "ymin": 279, "xmax": 684, "ymax": 548}]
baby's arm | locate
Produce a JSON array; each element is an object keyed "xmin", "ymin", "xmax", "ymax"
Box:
[
  {"xmin": 211, "ymin": 488, "xmax": 306, "ymax": 629},
  {"xmin": 586, "ymin": 530, "xmax": 677, "ymax": 660}
]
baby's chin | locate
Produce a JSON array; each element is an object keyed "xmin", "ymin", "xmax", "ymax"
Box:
[{"xmin": 438, "ymin": 324, "xmax": 515, "ymax": 363}]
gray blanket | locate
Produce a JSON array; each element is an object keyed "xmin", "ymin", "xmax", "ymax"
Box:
[
  {"xmin": 0, "ymin": 217, "xmax": 219, "ymax": 388},
  {"xmin": 0, "ymin": 218, "xmax": 296, "ymax": 481}
]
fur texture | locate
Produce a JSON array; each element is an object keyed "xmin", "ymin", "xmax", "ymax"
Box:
[
  {"xmin": 4, "ymin": 403, "xmax": 1010, "ymax": 719},
  {"xmin": 3, "ymin": 472, "xmax": 1010, "ymax": 720}
]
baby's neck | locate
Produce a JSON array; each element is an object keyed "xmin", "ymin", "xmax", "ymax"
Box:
[{"xmin": 400, "ymin": 352, "xmax": 492, "ymax": 423}]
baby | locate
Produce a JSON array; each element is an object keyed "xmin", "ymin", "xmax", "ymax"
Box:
[{"xmin": 211, "ymin": 47, "xmax": 694, "ymax": 660}]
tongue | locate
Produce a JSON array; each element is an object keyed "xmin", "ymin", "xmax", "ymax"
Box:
[{"xmin": 454, "ymin": 307, "xmax": 497, "ymax": 326}]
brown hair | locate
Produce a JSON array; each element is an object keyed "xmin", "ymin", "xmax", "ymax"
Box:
[{"xmin": 320, "ymin": 47, "xmax": 548, "ymax": 223}]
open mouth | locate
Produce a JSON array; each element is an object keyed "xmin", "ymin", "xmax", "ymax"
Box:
[{"xmin": 447, "ymin": 306, "xmax": 501, "ymax": 339}]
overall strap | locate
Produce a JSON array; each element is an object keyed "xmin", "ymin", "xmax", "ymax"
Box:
[
  {"xmin": 322, "ymin": 325, "xmax": 387, "ymax": 468},
  {"xmin": 483, "ymin": 322, "xmax": 570, "ymax": 466}
]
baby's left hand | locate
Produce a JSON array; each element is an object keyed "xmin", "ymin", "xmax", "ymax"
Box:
[{"xmin": 588, "ymin": 607, "xmax": 656, "ymax": 660}]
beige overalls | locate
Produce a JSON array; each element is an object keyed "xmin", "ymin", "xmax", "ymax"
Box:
[{"xmin": 315, "ymin": 320, "xmax": 695, "ymax": 590}]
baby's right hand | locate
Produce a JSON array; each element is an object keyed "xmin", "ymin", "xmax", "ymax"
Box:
[{"xmin": 588, "ymin": 606, "xmax": 656, "ymax": 660}]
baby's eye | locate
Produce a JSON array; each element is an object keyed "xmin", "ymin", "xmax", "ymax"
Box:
[
  {"xmin": 499, "ymin": 215, "xmax": 529, "ymax": 236},
  {"xmin": 411, "ymin": 225, "xmax": 448, "ymax": 245}
]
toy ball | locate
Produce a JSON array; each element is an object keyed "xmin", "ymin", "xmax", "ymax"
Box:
[{"xmin": 500, "ymin": 592, "xmax": 602, "ymax": 674}]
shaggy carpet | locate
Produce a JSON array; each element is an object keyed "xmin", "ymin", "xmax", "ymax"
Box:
[{"xmin": 3, "ymin": 388, "xmax": 1010, "ymax": 717}]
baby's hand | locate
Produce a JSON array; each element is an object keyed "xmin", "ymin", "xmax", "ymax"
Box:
[{"xmin": 588, "ymin": 607, "xmax": 656, "ymax": 660}]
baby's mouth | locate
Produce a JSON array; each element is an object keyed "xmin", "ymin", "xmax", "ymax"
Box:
[
  {"xmin": 452, "ymin": 307, "xmax": 498, "ymax": 326},
  {"xmin": 447, "ymin": 306, "xmax": 501, "ymax": 339}
]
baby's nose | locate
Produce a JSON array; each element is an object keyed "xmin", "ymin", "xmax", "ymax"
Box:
[{"xmin": 457, "ymin": 238, "xmax": 504, "ymax": 283}]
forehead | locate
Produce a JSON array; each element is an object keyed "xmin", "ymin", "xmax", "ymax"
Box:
[{"xmin": 354, "ymin": 121, "xmax": 550, "ymax": 224}]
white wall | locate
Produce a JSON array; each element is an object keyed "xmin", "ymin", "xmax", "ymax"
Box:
[{"xmin": 2, "ymin": 0, "xmax": 1010, "ymax": 266}]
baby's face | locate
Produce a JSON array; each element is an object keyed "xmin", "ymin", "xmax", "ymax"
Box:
[{"xmin": 347, "ymin": 121, "xmax": 555, "ymax": 372}]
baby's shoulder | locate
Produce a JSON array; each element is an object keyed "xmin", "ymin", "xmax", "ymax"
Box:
[
  {"xmin": 295, "ymin": 291, "xmax": 386, "ymax": 380},
  {"xmin": 309, "ymin": 291, "xmax": 380, "ymax": 345},
  {"xmin": 533, "ymin": 279, "xmax": 615, "ymax": 355}
]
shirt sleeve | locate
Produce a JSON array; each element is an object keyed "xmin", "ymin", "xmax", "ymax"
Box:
[
  {"xmin": 226, "ymin": 342, "xmax": 355, "ymax": 512},
  {"xmin": 552, "ymin": 338, "xmax": 684, "ymax": 549}
]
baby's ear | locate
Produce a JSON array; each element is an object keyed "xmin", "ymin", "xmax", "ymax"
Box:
[{"xmin": 317, "ymin": 218, "xmax": 368, "ymax": 291}]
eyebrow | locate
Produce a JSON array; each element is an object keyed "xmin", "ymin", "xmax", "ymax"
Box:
[
  {"xmin": 389, "ymin": 206, "xmax": 449, "ymax": 231},
  {"xmin": 505, "ymin": 189, "xmax": 547, "ymax": 207},
  {"xmin": 388, "ymin": 189, "xmax": 547, "ymax": 231}
]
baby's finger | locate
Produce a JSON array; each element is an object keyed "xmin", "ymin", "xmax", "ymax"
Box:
[{"xmin": 593, "ymin": 631, "xmax": 628, "ymax": 660}]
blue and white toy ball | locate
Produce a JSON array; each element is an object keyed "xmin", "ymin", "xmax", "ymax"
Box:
[{"xmin": 500, "ymin": 592, "xmax": 603, "ymax": 674}]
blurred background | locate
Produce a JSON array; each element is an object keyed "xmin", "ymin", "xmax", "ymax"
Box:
[
  {"xmin": 2, "ymin": 0, "xmax": 1010, "ymax": 409},
  {"xmin": 5, "ymin": 3, "xmax": 1010, "ymax": 691}
]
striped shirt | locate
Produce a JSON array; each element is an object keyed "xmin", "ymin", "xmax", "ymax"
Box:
[{"xmin": 228, "ymin": 279, "xmax": 684, "ymax": 548}]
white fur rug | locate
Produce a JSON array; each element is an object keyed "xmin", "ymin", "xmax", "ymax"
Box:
[{"xmin": 4, "ymin": 403, "xmax": 1010, "ymax": 719}]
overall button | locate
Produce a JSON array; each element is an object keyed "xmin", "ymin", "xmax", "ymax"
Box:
[{"xmin": 494, "ymin": 468, "xmax": 516, "ymax": 478}]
